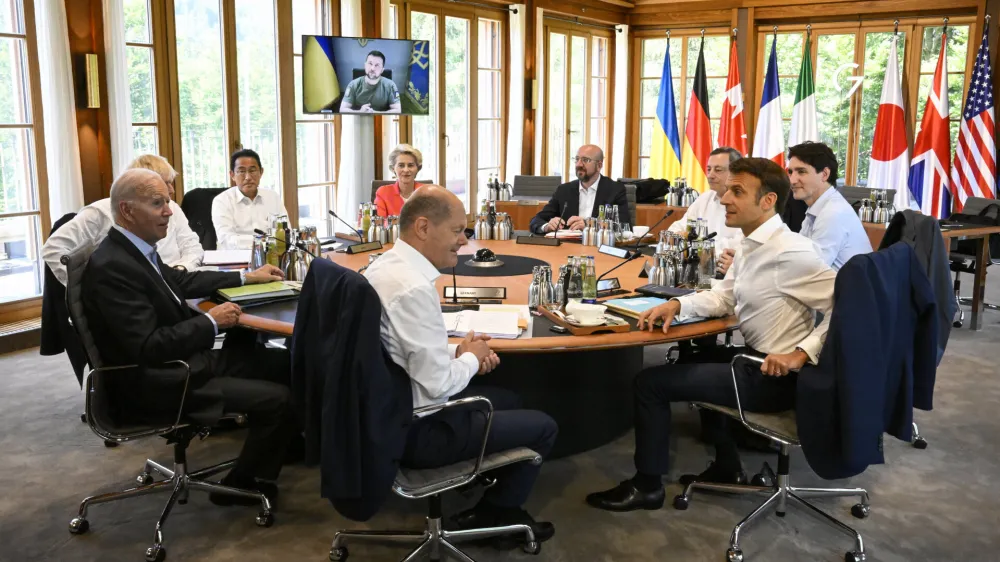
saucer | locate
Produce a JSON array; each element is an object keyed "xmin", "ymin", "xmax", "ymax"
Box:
[{"xmin": 566, "ymin": 315, "xmax": 604, "ymax": 327}]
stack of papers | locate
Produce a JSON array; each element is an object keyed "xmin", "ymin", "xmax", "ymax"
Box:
[
  {"xmin": 442, "ymin": 310, "xmax": 521, "ymax": 339},
  {"xmin": 217, "ymin": 281, "xmax": 298, "ymax": 303},
  {"xmin": 203, "ymin": 250, "xmax": 250, "ymax": 266},
  {"xmin": 544, "ymin": 229, "xmax": 583, "ymax": 239},
  {"xmin": 477, "ymin": 304, "xmax": 530, "ymax": 330}
]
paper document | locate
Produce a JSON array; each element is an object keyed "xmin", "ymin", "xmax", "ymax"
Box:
[
  {"xmin": 442, "ymin": 310, "xmax": 521, "ymax": 339},
  {"xmin": 603, "ymin": 297, "xmax": 704, "ymax": 325},
  {"xmin": 477, "ymin": 304, "xmax": 530, "ymax": 329},
  {"xmin": 203, "ymin": 250, "xmax": 250, "ymax": 266},
  {"xmin": 544, "ymin": 229, "xmax": 583, "ymax": 239},
  {"xmin": 217, "ymin": 281, "xmax": 298, "ymax": 303}
]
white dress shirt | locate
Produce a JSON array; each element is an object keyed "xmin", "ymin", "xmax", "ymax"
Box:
[
  {"xmin": 676, "ymin": 214, "xmax": 836, "ymax": 364},
  {"xmin": 364, "ymin": 238, "xmax": 481, "ymax": 413},
  {"xmin": 211, "ymin": 186, "xmax": 289, "ymax": 250},
  {"xmin": 799, "ymin": 187, "xmax": 872, "ymax": 271},
  {"xmin": 42, "ymin": 199, "xmax": 204, "ymax": 285},
  {"xmin": 577, "ymin": 173, "xmax": 601, "ymax": 221},
  {"xmin": 667, "ymin": 189, "xmax": 745, "ymax": 253}
]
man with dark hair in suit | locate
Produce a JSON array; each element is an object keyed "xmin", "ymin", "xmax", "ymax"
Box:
[
  {"xmin": 529, "ymin": 145, "xmax": 630, "ymax": 234},
  {"xmin": 83, "ymin": 168, "xmax": 299, "ymax": 506}
]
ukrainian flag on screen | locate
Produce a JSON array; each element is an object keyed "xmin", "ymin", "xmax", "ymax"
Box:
[
  {"xmin": 402, "ymin": 40, "xmax": 430, "ymax": 115},
  {"xmin": 303, "ymin": 36, "xmax": 340, "ymax": 113},
  {"xmin": 648, "ymin": 43, "xmax": 682, "ymax": 180}
]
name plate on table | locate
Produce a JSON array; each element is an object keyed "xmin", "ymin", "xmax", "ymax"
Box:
[
  {"xmin": 443, "ymin": 286, "xmax": 507, "ymax": 301},
  {"xmin": 345, "ymin": 241, "xmax": 383, "ymax": 254},
  {"xmin": 516, "ymin": 235, "xmax": 560, "ymax": 246}
]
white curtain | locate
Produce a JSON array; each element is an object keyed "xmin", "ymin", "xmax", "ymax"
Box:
[
  {"xmin": 503, "ymin": 4, "xmax": 526, "ymax": 181},
  {"xmin": 532, "ymin": 7, "xmax": 545, "ymax": 175},
  {"xmin": 102, "ymin": 0, "xmax": 135, "ymax": 176},
  {"xmin": 610, "ymin": 24, "xmax": 628, "ymax": 180},
  {"xmin": 379, "ymin": 0, "xmax": 395, "ymax": 180},
  {"xmin": 35, "ymin": 0, "xmax": 84, "ymax": 222},
  {"xmin": 335, "ymin": 0, "xmax": 376, "ymax": 223}
]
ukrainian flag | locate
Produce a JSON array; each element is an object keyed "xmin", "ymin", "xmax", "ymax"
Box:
[
  {"xmin": 648, "ymin": 42, "xmax": 682, "ymax": 180},
  {"xmin": 402, "ymin": 40, "xmax": 431, "ymax": 115},
  {"xmin": 303, "ymin": 36, "xmax": 340, "ymax": 113}
]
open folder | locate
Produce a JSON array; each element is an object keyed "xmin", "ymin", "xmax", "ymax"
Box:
[
  {"xmin": 217, "ymin": 282, "xmax": 298, "ymax": 303},
  {"xmin": 441, "ymin": 310, "xmax": 521, "ymax": 339}
]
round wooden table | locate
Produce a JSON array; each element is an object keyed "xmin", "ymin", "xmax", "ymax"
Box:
[{"xmin": 205, "ymin": 239, "xmax": 737, "ymax": 457}]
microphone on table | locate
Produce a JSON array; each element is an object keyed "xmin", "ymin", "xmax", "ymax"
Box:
[
  {"xmin": 538, "ymin": 201, "xmax": 570, "ymax": 236},
  {"xmin": 597, "ymin": 250, "xmax": 644, "ymax": 282},
  {"xmin": 327, "ymin": 210, "xmax": 364, "ymax": 240},
  {"xmin": 253, "ymin": 229, "xmax": 323, "ymax": 261}
]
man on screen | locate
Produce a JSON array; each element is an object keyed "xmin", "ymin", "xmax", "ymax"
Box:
[{"xmin": 339, "ymin": 50, "xmax": 402, "ymax": 114}]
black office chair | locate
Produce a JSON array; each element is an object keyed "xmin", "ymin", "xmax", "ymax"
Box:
[
  {"xmin": 179, "ymin": 187, "xmax": 228, "ymax": 250},
  {"xmin": 512, "ymin": 175, "xmax": 561, "ymax": 199},
  {"xmin": 623, "ymin": 184, "xmax": 638, "ymax": 226},
  {"xmin": 62, "ymin": 247, "xmax": 273, "ymax": 562},
  {"xmin": 948, "ymin": 197, "xmax": 1000, "ymax": 328}
]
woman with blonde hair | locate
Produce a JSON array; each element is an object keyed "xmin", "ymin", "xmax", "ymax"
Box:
[
  {"xmin": 42, "ymin": 154, "xmax": 204, "ymax": 284},
  {"xmin": 375, "ymin": 144, "xmax": 425, "ymax": 217}
]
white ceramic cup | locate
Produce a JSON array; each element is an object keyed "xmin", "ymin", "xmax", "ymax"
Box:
[
  {"xmin": 566, "ymin": 302, "xmax": 607, "ymax": 324},
  {"xmin": 632, "ymin": 225, "xmax": 650, "ymax": 238}
]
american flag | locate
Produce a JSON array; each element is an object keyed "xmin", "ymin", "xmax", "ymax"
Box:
[{"xmin": 950, "ymin": 26, "xmax": 996, "ymax": 211}]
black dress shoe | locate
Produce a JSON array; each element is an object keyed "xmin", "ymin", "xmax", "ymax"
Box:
[
  {"xmin": 678, "ymin": 462, "xmax": 747, "ymax": 488},
  {"xmin": 585, "ymin": 481, "xmax": 665, "ymax": 512},
  {"xmin": 449, "ymin": 505, "xmax": 555, "ymax": 549},
  {"xmin": 209, "ymin": 475, "xmax": 278, "ymax": 508}
]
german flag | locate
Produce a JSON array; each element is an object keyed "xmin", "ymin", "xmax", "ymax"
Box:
[{"xmin": 681, "ymin": 40, "xmax": 712, "ymax": 193}]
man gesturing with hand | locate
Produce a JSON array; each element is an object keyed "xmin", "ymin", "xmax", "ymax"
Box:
[{"xmin": 587, "ymin": 157, "xmax": 836, "ymax": 513}]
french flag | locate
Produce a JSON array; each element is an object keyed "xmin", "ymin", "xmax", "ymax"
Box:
[
  {"xmin": 908, "ymin": 34, "xmax": 953, "ymax": 219},
  {"xmin": 752, "ymin": 37, "xmax": 784, "ymax": 167}
]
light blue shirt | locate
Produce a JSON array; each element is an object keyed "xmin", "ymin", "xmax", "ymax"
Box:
[
  {"xmin": 799, "ymin": 187, "xmax": 873, "ymax": 271},
  {"xmin": 113, "ymin": 225, "xmax": 220, "ymax": 335}
]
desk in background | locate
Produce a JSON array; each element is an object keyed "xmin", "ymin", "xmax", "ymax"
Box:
[{"xmin": 496, "ymin": 200, "xmax": 688, "ymax": 234}]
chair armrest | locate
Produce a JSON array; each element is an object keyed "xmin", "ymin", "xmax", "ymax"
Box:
[
  {"xmin": 728, "ymin": 354, "xmax": 765, "ymax": 431},
  {"xmin": 88, "ymin": 359, "xmax": 193, "ymax": 433},
  {"xmin": 412, "ymin": 396, "xmax": 494, "ymax": 478}
]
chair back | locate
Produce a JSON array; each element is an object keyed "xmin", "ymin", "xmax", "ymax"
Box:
[
  {"xmin": 370, "ymin": 179, "xmax": 434, "ymax": 203},
  {"xmin": 179, "ymin": 187, "xmax": 228, "ymax": 250},
  {"xmin": 62, "ymin": 246, "xmax": 102, "ymax": 370},
  {"xmin": 512, "ymin": 175, "xmax": 561, "ymax": 199},
  {"xmin": 836, "ymin": 186, "xmax": 896, "ymax": 209},
  {"xmin": 623, "ymin": 184, "xmax": 638, "ymax": 225}
]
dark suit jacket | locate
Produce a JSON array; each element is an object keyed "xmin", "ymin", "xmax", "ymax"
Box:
[
  {"xmin": 289, "ymin": 258, "xmax": 412, "ymax": 522},
  {"xmin": 82, "ymin": 228, "xmax": 242, "ymax": 424},
  {"xmin": 782, "ymin": 198, "xmax": 809, "ymax": 233},
  {"xmin": 40, "ymin": 212, "xmax": 89, "ymax": 386},
  {"xmin": 796, "ymin": 243, "xmax": 938, "ymax": 480},
  {"xmin": 529, "ymin": 176, "xmax": 630, "ymax": 234}
]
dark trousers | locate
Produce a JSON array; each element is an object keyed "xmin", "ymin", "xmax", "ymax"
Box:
[
  {"xmin": 633, "ymin": 346, "xmax": 796, "ymax": 476},
  {"xmin": 401, "ymin": 387, "xmax": 558, "ymax": 508},
  {"xmin": 202, "ymin": 347, "xmax": 296, "ymax": 482}
]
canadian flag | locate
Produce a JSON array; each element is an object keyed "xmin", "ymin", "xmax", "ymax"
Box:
[
  {"xmin": 718, "ymin": 38, "xmax": 748, "ymax": 154},
  {"xmin": 868, "ymin": 35, "xmax": 912, "ymax": 211}
]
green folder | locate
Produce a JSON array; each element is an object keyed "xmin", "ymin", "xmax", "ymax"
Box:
[{"xmin": 217, "ymin": 282, "xmax": 298, "ymax": 303}]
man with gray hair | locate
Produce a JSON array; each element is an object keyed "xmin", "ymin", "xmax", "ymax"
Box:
[
  {"xmin": 82, "ymin": 168, "xmax": 299, "ymax": 506},
  {"xmin": 364, "ymin": 185, "xmax": 557, "ymax": 548}
]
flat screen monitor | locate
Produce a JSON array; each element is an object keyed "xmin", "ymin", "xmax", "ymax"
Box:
[{"xmin": 302, "ymin": 35, "xmax": 430, "ymax": 116}]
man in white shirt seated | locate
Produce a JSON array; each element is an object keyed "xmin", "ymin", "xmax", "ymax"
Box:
[
  {"xmin": 211, "ymin": 149, "xmax": 288, "ymax": 250},
  {"xmin": 586, "ymin": 157, "xmax": 836, "ymax": 512},
  {"xmin": 43, "ymin": 154, "xmax": 203, "ymax": 285},
  {"xmin": 668, "ymin": 146, "xmax": 746, "ymax": 276},
  {"xmin": 787, "ymin": 142, "xmax": 872, "ymax": 270},
  {"xmin": 364, "ymin": 186, "xmax": 558, "ymax": 548}
]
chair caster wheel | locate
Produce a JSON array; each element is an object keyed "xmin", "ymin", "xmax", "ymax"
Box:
[
  {"xmin": 80, "ymin": 413, "xmax": 87, "ymax": 423},
  {"xmin": 845, "ymin": 551, "xmax": 865, "ymax": 562},
  {"xmin": 913, "ymin": 437, "xmax": 928, "ymax": 449},
  {"xmin": 103, "ymin": 440, "xmax": 118, "ymax": 448},
  {"xmin": 726, "ymin": 547, "xmax": 744, "ymax": 562},
  {"xmin": 672, "ymin": 495, "xmax": 689, "ymax": 510},
  {"xmin": 137, "ymin": 472, "xmax": 153, "ymax": 485},
  {"xmin": 68, "ymin": 517, "xmax": 89, "ymax": 535},
  {"xmin": 329, "ymin": 546, "xmax": 348, "ymax": 561},
  {"xmin": 523, "ymin": 540, "xmax": 541, "ymax": 555},
  {"xmin": 750, "ymin": 473, "xmax": 771, "ymax": 487},
  {"xmin": 145, "ymin": 544, "xmax": 166, "ymax": 562},
  {"xmin": 256, "ymin": 511, "xmax": 274, "ymax": 527},
  {"xmin": 850, "ymin": 504, "xmax": 870, "ymax": 519},
  {"xmin": 952, "ymin": 321, "xmax": 963, "ymax": 328}
]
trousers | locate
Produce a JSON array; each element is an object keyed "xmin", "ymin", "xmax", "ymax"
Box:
[
  {"xmin": 401, "ymin": 387, "xmax": 558, "ymax": 508},
  {"xmin": 633, "ymin": 346, "xmax": 797, "ymax": 475}
]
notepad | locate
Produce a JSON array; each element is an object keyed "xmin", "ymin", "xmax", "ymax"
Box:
[
  {"xmin": 217, "ymin": 281, "xmax": 298, "ymax": 303},
  {"xmin": 442, "ymin": 310, "xmax": 521, "ymax": 339},
  {"xmin": 203, "ymin": 250, "xmax": 251, "ymax": 266},
  {"xmin": 477, "ymin": 304, "xmax": 530, "ymax": 330},
  {"xmin": 603, "ymin": 297, "xmax": 705, "ymax": 326}
]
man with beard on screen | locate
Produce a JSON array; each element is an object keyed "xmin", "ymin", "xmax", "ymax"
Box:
[{"xmin": 339, "ymin": 50, "xmax": 402, "ymax": 114}]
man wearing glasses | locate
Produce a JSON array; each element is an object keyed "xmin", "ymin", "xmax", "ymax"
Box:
[
  {"xmin": 212, "ymin": 149, "xmax": 289, "ymax": 250},
  {"xmin": 529, "ymin": 145, "xmax": 630, "ymax": 235}
]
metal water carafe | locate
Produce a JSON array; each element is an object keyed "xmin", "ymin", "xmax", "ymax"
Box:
[
  {"xmin": 474, "ymin": 213, "xmax": 492, "ymax": 240},
  {"xmin": 386, "ymin": 215, "xmax": 401, "ymax": 244},
  {"xmin": 281, "ymin": 245, "xmax": 309, "ymax": 282},
  {"xmin": 858, "ymin": 199, "xmax": 873, "ymax": 222},
  {"xmin": 528, "ymin": 267, "xmax": 542, "ymax": 308},
  {"xmin": 648, "ymin": 252, "xmax": 678, "ymax": 287},
  {"xmin": 682, "ymin": 187, "xmax": 698, "ymax": 207},
  {"xmin": 581, "ymin": 218, "xmax": 599, "ymax": 246},
  {"xmin": 498, "ymin": 181, "xmax": 513, "ymax": 201},
  {"xmin": 493, "ymin": 212, "xmax": 513, "ymax": 240},
  {"xmin": 250, "ymin": 234, "xmax": 267, "ymax": 269},
  {"xmin": 367, "ymin": 211, "xmax": 388, "ymax": 244},
  {"xmin": 487, "ymin": 177, "xmax": 499, "ymax": 201},
  {"xmin": 597, "ymin": 219, "xmax": 615, "ymax": 247}
]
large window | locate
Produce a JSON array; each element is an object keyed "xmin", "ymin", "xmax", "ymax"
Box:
[
  {"xmin": 123, "ymin": 0, "xmax": 159, "ymax": 155},
  {"xmin": 634, "ymin": 31, "xmax": 727, "ymax": 178},
  {"xmin": 407, "ymin": 3, "xmax": 505, "ymax": 212},
  {"xmin": 0, "ymin": 0, "xmax": 47, "ymax": 305},
  {"xmin": 544, "ymin": 21, "xmax": 612, "ymax": 180},
  {"xmin": 293, "ymin": 0, "xmax": 337, "ymax": 235}
]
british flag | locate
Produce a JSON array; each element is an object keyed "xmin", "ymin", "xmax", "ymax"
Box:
[
  {"xmin": 908, "ymin": 34, "xmax": 953, "ymax": 219},
  {"xmin": 950, "ymin": 26, "xmax": 996, "ymax": 212}
]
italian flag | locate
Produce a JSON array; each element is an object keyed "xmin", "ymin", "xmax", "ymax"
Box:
[{"xmin": 788, "ymin": 34, "xmax": 818, "ymax": 147}]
